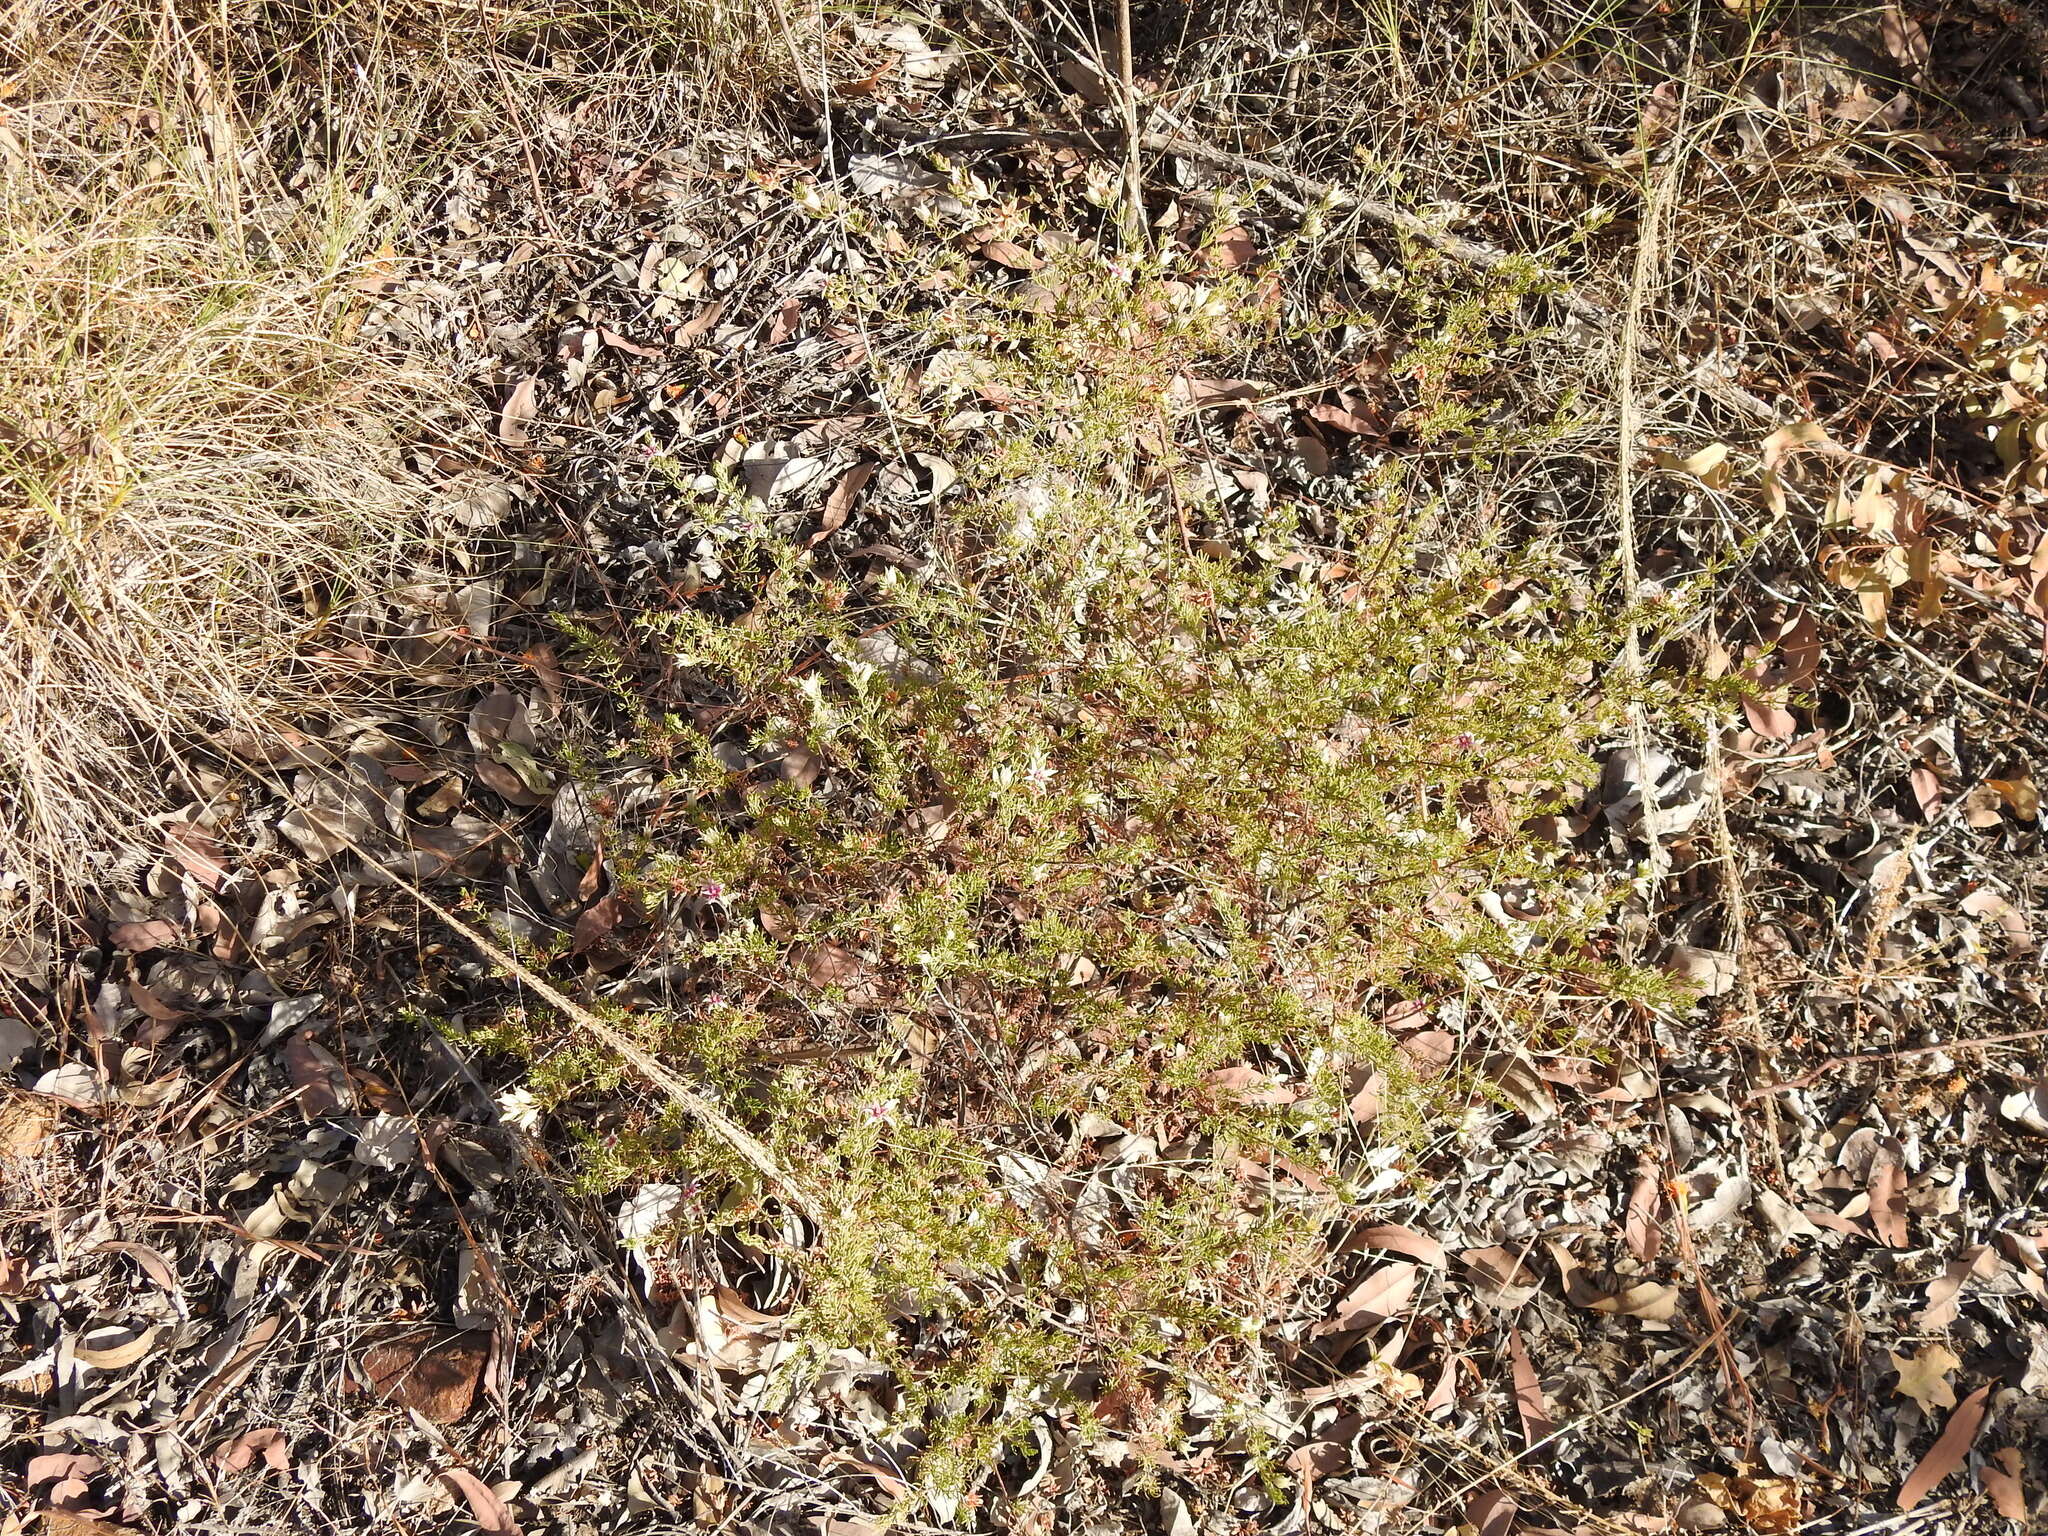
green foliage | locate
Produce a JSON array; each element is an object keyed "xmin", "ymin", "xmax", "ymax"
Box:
[{"xmin": 510, "ymin": 244, "xmax": 1655, "ymax": 1503}]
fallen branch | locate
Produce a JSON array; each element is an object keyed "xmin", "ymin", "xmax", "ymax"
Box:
[
  {"xmin": 279, "ymin": 790, "xmax": 819, "ymax": 1221},
  {"xmin": 398, "ymin": 878, "xmax": 820, "ymax": 1221}
]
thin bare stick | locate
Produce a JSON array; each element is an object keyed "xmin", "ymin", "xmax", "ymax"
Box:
[
  {"xmin": 1115, "ymin": 0, "xmax": 1144, "ymax": 247},
  {"xmin": 397, "ymin": 876, "xmax": 819, "ymax": 1221},
  {"xmin": 283, "ymin": 791, "xmax": 819, "ymax": 1220},
  {"xmin": 1749, "ymin": 1024, "xmax": 2048, "ymax": 1099},
  {"xmin": 1614, "ymin": 23, "xmax": 1702, "ymax": 952}
]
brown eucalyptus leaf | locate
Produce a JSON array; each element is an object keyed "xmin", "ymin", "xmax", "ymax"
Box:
[
  {"xmin": 1869, "ymin": 1161, "xmax": 1910, "ymax": 1248},
  {"xmin": 1347, "ymin": 1222, "xmax": 1447, "ymax": 1267},
  {"xmin": 1506, "ymin": 1327, "xmax": 1555, "ymax": 1450},
  {"xmin": 282, "ymin": 1031, "xmax": 352, "ymax": 1117},
  {"xmin": 498, "ymin": 375, "xmax": 538, "ymax": 447},
  {"xmin": 1464, "ymin": 1488, "xmax": 1517, "ymax": 1536},
  {"xmin": 165, "ymin": 821, "xmax": 230, "ymax": 891},
  {"xmin": 1624, "ymin": 1172, "xmax": 1665, "ymax": 1263},
  {"xmin": 811, "ymin": 462, "xmax": 876, "ymax": 546},
  {"xmin": 28, "ymin": 1452, "xmax": 104, "ymax": 1512},
  {"xmin": 441, "ymin": 1467, "xmax": 521, "ymax": 1536},
  {"xmin": 1897, "ymin": 1384, "xmax": 1990, "ymax": 1509},
  {"xmin": 1981, "ymin": 1447, "xmax": 2027, "ymax": 1521},
  {"xmin": 1312, "ymin": 1262, "xmax": 1417, "ymax": 1335}
]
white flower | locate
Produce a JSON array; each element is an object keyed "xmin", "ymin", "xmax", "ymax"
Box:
[{"xmin": 495, "ymin": 1086, "xmax": 544, "ymax": 1134}]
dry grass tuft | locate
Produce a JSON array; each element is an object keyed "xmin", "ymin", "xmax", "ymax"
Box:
[
  {"xmin": 0, "ymin": 0, "xmax": 817, "ymax": 961},
  {"xmin": 0, "ymin": 6, "xmax": 464, "ymax": 962},
  {"xmin": 0, "ymin": 10, "xmax": 445, "ymax": 955}
]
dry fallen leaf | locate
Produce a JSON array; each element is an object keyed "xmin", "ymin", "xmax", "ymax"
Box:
[
  {"xmin": 1981, "ymin": 1446, "xmax": 2027, "ymax": 1520},
  {"xmin": 1652, "ymin": 441, "xmax": 1734, "ymax": 488},
  {"xmin": 164, "ymin": 820, "xmax": 230, "ymax": 891},
  {"xmin": 1985, "ymin": 774, "xmax": 2041, "ymax": 821},
  {"xmin": 73, "ymin": 1324, "xmax": 160, "ymax": 1370},
  {"xmin": 1698, "ymin": 1473, "xmax": 1803, "ymax": 1535},
  {"xmin": 1461, "ymin": 1244, "xmax": 1541, "ymax": 1308},
  {"xmin": 811, "ymin": 461, "xmax": 876, "ymax": 546},
  {"xmin": 1897, "ymin": 1384, "xmax": 1990, "ymax": 1509},
  {"xmin": 1624, "ymin": 1171, "xmax": 1665, "ymax": 1263},
  {"xmin": 441, "ymin": 1467, "xmax": 521, "ymax": 1536},
  {"xmin": 1347, "ymin": 1222, "xmax": 1447, "ymax": 1267},
  {"xmin": 1869, "ymin": 1161, "xmax": 1910, "ymax": 1248},
  {"xmin": 1398, "ymin": 1029, "xmax": 1457, "ymax": 1078},
  {"xmin": 1920, "ymin": 1245, "xmax": 2002, "ymax": 1329},
  {"xmin": 1312, "ymin": 1263, "xmax": 1418, "ymax": 1335},
  {"xmin": 1506, "ymin": 1327, "xmax": 1555, "ymax": 1451},
  {"xmin": 1464, "ymin": 1487, "xmax": 1516, "ymax": 1536},
  {"xmin": 1588, "ymin": 1280, "xmax": 1682, "ymax": 1322},
  {"xmin": 979, "ymin": 238, "xmax": 1040, "ymax": 271},
  {"xmin": 1890, "ymin": 1341, "xmax": 1961, "ymax": 1412},
  {"xmin": 212, "ymin": 1427, "xmax": 291, "ymax": 1474},
  {"xmin": 1205, "ymin": 225, "xmax": 1257, "ymax": 269},
  {"xmin": 497, "ymin": 375, "xmax": 538, "ymax": 447},
  {"xmin": 27, "ymin": 1452, "xmax": 103, "ymax": 1513}
]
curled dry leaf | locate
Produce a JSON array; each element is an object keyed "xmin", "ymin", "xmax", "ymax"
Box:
[
  {"xmin": 497, "ymin": 375, "xmax": 538, "ymax": 447},
  {"xmin": 95, "ymin": 1236, "xmax": 180, "ymax": 1302},
  {"xmin": 1961, "ymin": 887, "xmax": 2035, "ymax": 956},
  {"xmin": 1588, "ymin": 1281, "xmax": 1681, "ymax": 1322},
  {"xmin": 1696, "ymin": 1474, "xmax": 1802, "ymax": 1535},
  {"xmin": 2000, "ymin": 1084, "xmax": 2048, "ymax": 1135},
  {"xmin": 617, "ymin": 1182, "xmax": 685, "ymax": 1244},
  {"xmin": 73, "ymin": 1324, "xmax": 160, "ymax": 1369},
  {"xmin": 1652, "ymin": 441, "xmax": 1734, "ymax": 488},
  {"xmin": 1624, "ymin": 1171, "xmax": 1665, "ymax": 1263},
  {"xmin": 1897, "ymin": 1384, "xmax": 1990, "ymax": 1509},
  {"xmin": 441, "ymin": 1467, "xmax": 521, "ymax": 1536}
]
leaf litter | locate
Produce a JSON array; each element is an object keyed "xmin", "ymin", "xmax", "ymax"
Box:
[{"xmin": 8, "ymin": 2, "xmax": 2048, "ymax": 1534}]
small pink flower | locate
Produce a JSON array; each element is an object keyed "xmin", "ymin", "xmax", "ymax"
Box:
[
  {"xmin": 699, "ymin": 881, "xmax": 725, "ymax": 901},
  {"xmin": 1453, "ymin": 733, "xmax": 1477, "ymax": 751}
]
